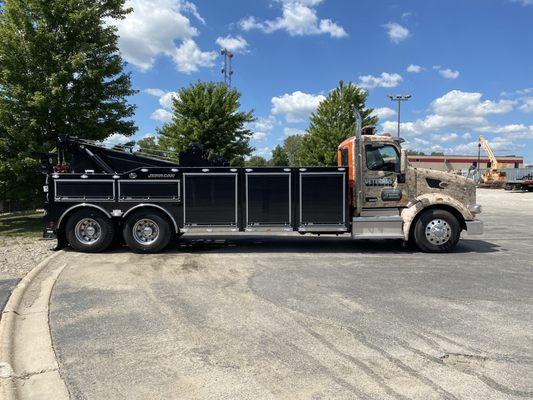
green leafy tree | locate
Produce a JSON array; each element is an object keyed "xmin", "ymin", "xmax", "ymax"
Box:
[
  {"xmin": 136, "ymin": 136, "xmax": 160, "ymax": 152},
  {"xmin": 270, "ymin": 145, "xmax": 289, "ymax": 166},
  {"xmin": 430, "ymin": 151, "xmax": 444, "ymax": 156},
  {"xmin": 245, "ymin": 155, "xmax": 268, "ymax": 167},
  {"xmin": 407, "ymin": 150, "xmax": 426, "ymax": 156},
  {"xmin": 0, "ymin": 0, "xmax": 136, "ymax": 205},
  {"xmin": 283, "ymin": 134, "xmax": 304, "ymax": 166},
  {"xmin": 298, "ymin": 81, "xmax": 376, "ymax": 166},
  {"xmin": 158, "ymin": 82, "xmax": 254, "ymax": 166}
]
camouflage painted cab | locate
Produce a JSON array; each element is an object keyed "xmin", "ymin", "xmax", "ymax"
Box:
[{"xmin": 338, "ymin": 128, "xmax": 483, "ymax": 252}]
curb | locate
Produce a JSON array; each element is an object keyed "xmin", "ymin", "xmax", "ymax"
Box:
[{"xmin": 0, "ymin": 250, "xmax": 64, "ymax": 400}]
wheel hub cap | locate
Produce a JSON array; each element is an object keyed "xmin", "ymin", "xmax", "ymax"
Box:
[
  {"xmin": 425, "ymin": 219, "xmax": 452, "ymax": 245},
  {"xmin": 133, "ymin": 219, "xmax": 159, "ymax": 245},
  {"xmin": 142, "ymin": 226, "xmax": 153, "ymax": 237},
  {"xmin": 74, "ymin": 218, "xmax": 101, "ymax": 245}
]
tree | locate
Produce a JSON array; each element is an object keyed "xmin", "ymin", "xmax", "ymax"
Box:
[
  {"xmin": 0, "ymin": 0, "xmax": 136, "ymax": 204},
  {"xmin": 283, "ymin": 134, "xmax": 305, "ymax": 166},
  {"xmin": 270, "ymin": 145, "xmax": 289, "ymax": 166},
  {"xmin": 298, "ymin": 81, "xmax": 376, "ymax": 166},
  {"xmin": 408, "ymin": 150, "xmax": 426, "ymax": 156},
  {"xmin": 136, "ymin": 136, "xmax": 162, "ymax": 154},
  {"xmin": 431, "ymin": 151, "xmax": 444, "ymax": 156},
  {"xmin": 158, "ymin": 82, "xmax": 254, "ymax": 166},
  {"xmin": 245, "ymin": 155, "xmax": 268, "ymax": 167}
]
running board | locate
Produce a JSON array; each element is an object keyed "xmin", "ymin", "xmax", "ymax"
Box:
[{"xmin": 352, "ymin": 216, "xmax": 404, "ymax": 239}]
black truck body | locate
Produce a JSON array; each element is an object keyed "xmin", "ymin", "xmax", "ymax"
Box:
[
  {"xmin": 45, "ymin": 165, "xmax": 349, "ymax": 234},
  {"xmin": 43, "ymin": 136, "xmax": 350, "ymax": 246}
]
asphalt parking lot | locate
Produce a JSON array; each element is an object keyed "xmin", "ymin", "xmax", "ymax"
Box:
[{"xmin": 48, "ymin": 189, "xmax": 532, "ymax": 399}]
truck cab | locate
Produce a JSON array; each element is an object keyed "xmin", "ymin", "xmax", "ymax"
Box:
[{"xmin": 338, "ymin": 128, "xmax": 483, "ymax": 252}]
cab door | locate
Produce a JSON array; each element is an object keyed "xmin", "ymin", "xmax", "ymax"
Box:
[{"xmin": 362, "ymin": 143, "xmax": 409, "ymax": 208}]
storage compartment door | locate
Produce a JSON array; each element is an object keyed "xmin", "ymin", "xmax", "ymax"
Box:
[
  {"xmin": 184, "ymin": 174, "xmax": 237, "ymax": 226},
  {"xmin": 299, "ymin": 172, "xmax": 346, "ymax": 226},
  {"xmin": 55, "ymin": 180, "xmax": 115, "ymax": 202},
  {"xmin": 246, "ymin": 173, "xmax": 291, "ymax": 227}
]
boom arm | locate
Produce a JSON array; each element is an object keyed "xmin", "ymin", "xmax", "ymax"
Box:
[{"xmin": 479, "ymin": 135, "xmax": 502, "ymax": 170}]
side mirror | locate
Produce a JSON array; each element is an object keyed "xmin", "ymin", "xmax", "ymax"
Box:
[{"xmin": 400, "ymin": 149, "xmax": 408, "ymax": 174}]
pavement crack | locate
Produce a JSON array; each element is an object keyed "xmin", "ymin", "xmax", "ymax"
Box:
[{"xmin": 0, "ymin": 366, "xmax": 59, "ymax": 380}]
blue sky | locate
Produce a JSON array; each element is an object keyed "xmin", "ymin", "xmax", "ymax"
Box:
[{"xmin": 108, "ymin": 0, "xmax": 533, "ymax": 163}]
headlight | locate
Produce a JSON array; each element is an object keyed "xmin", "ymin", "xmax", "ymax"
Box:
[{"xmin": 468, "ymin": 204, "xmax": 482, "ymax": 214}]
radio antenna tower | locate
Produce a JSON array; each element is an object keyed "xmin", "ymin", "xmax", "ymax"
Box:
[{"xmin": 221, "ymin": 48, "xmax": 234, "ymax": 87}]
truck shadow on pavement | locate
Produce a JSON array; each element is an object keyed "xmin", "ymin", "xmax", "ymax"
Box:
[{"xmin": 158, "ymin": 235, "xmax": 500, "ymax": 255}]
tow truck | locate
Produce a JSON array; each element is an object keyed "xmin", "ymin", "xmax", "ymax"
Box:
[{"xmin": 40, "ymin": 113, "xmax": 483, "ymax": 253}]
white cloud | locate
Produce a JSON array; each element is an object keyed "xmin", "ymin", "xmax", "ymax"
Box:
[
  {"xmin": 110, "ymin": 0, "xmax": 215, "ymax": 73},
  {"xmin": 431, "ymin": 90, "xmax": 515, "ymax": 116},
  {"xmin": 382, "ymin": 90, "xmax": 530, "ymax": 156},
  {"xmin": 103, "ymin": 133, "xmax": 132, "ymax": 146},
  {"xmin": 240, "ymin": 1, "xmax": 347, "ymax": 38},
  {"xmin": 358, "ymin": 72, "xmax": 403, "ymax": 89},
  {"xmin": 512, "ymin": 0, "xmax": 533, "ymax": 5},
  {"xmin": 251, "ymin": 116, "xmax": 279, "ymax": 132},
  {"xmin": 146, "ymin": 89, "xmax": 179, "ymax": 122},
  {"xmin": 248, "ymin": 116, "xmax": 280, "ymax": 142},
  {"xmin": 145, "ymin": 88, "xmax": 166, "ymax": 97},
  {"xmin": 371, "ymin": 107, "xmax": 396, "ymax": 120},
  {"xmin": 383, "ymin": 22, "xmax": 409, "ymax": 43},
  {"xmin": 284, "ymin": 127, "xmax": 306, "ymax": 136},
  {"xmin": 406, "ymin": 64, "xmax": 423, "ymax": 73},
  {"xmin": 171, "ymin": 39, "xmax": 217, "ymax": 73},
  {"xmin": 493, "ymin": 124, "xmax": 533, "ymax": 139},
  {"xmin": 501, "ymin": 88, "xmax": 533, "ymax": 97},
  {"xmin": 151, "ymin": 108, "xmax": 173, "ymax": 122},
  {"xmin": 431, "ymin": 133, "xmax": 458, "ymax": 143},
  {"xmin": 519, "ymin": 98, "xmax": 533, "ymax": 113},
  {"xmin": 252, "ymin": 131, "xmax": 268, "ymax": 141},
  {"xmin": 158, "ymin": 91, "xmax": 179, "ymax": 109},
  {"xmin": 216, "ymin": 35, "xmax": 249, "ymax": 53},
  {"xmin": 271, "ymin": 91, "xmax": 326, "ymax": 122},
  {"xmin": 438, "ymin": 68, "xmax": 460, "ymax": 79},
  {"xmin": 381, "ymin": 90, "xmax": 516, "ymax": 137}
]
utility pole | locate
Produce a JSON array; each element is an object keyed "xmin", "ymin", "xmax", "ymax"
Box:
[
  {"xmin": 220, "ymin": 48, "xmax": 234, "ymax": 87},
  {"xmin": 388, "ymin": 94, "xmax": 411, "ymax": 138}
]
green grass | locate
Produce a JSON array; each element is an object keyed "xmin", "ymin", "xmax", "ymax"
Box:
[{"xmin": 0, "ymin": 211, "xmax": 43, "ymax": 238}]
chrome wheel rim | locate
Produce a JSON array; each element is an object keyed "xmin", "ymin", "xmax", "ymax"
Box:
[
  {"xmin": 75, "ymin": 218, "xmax": 102, "ymax": 245},
  {"xmin": 425, "ymin": 218, "xmax": 452, "ymax": 245},
  {"xmin": 132, "ymin": 219, "xmax": 159, "ymax": 245}
]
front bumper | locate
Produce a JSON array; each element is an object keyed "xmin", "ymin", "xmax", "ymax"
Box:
[{"xmin": 465, "ymin": 220, "xmax": 483, "ymax": 235}]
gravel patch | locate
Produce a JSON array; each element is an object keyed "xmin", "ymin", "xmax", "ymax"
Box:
[{"xmin": 0, "ymin": 236, "xmax": 55, "ymax": 279}]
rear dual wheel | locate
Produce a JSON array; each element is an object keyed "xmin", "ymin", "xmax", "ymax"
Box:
[
  {"xmin": 123, "ymin": 211, "xmax": 172, "ymax": 253},
  {"xmin": 66, "ymin": 209, "xmax": 115, "ymax": 253}
]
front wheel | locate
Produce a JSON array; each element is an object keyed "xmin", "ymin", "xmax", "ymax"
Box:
[
  {"xmin": 413, "ymin": 209, "xmax": 461, "ymax": 253},
  {"xmin": 123, "ymin": 210, "xmax": 171, "ymax": 253}
]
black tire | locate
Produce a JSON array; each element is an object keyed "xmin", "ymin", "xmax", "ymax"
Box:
[
  {"xmin": 123, "ymin": 210, "xmax": 171, "ymax": 253},
  {"xmin": 413, "ymin": 209, "xmax": 461, "ymax": 253},
  {"xmin": 65, "ymin": 209, "xmax": 115, "ymax": 253}
]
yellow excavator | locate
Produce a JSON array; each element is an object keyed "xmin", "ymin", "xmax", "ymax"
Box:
[{"xmin": 478, "ymin": 135, "xmax": 507, "ymax": 188}]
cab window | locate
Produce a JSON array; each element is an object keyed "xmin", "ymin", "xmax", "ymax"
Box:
[
  {"xmin": 365, "ymin": 145, "xmax": 400, "ymax": 172},
  {"xmin": 340, "ymin": 148, "xmax": 349, "ymax": 166}
]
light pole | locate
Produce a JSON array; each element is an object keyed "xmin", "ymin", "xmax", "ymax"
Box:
[{"xmin": 388, "ymin": 94, "xmax": 411, "ymax": 138}]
